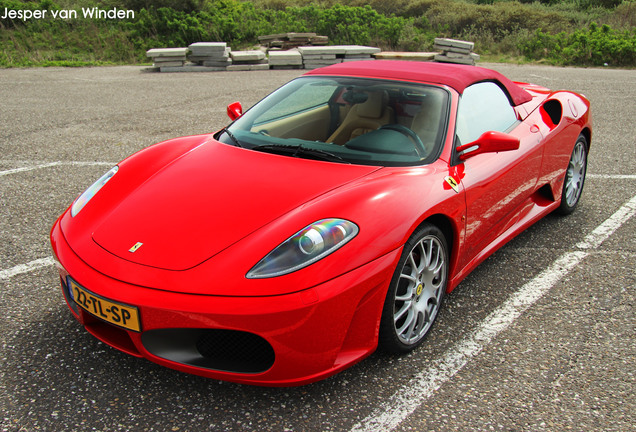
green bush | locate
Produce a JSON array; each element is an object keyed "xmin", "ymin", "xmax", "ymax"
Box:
[
  {"xmin": 521, "ymin": 22, "xmax": 636, "ymax": 66},
  {"xmin": 127, "ymin": 2, "xmax": 407, "ymax": 49}
]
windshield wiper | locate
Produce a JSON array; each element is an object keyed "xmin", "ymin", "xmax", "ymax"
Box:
[
  {"xmin": 252, "ymin": 144, "xmax": 348, "ymax": 164},
  {"xmin": 220, "ymin": 127, "xmax": 242, "ymax": 148}
]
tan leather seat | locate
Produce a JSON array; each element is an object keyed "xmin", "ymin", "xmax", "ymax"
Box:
[
  {"xmin": 327, "ymin": 90, "xmax": 394, "ymax": 145},
  {"xmin": 410, "ymin": 91, "xmax": 445, "ymax": 155}
]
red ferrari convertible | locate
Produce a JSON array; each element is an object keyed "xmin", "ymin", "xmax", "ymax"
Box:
[{"xmin": 50, "ymin": 61, "xmax": 591, "ymax": 386}]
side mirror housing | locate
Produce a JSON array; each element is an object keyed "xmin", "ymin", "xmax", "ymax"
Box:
[
  {"xmin": 227, "ymin": 101, "xmax": 243, "ymax": 121},
  {"xmin": 456, "ymin": 131, "xmax": 520, "ymax": 161}
]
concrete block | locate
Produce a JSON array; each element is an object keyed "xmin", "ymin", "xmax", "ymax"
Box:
[
  {"xmin": 189, "ymin": 54, "xmax": 229, "ymax": 62},
  {"xmin": 310, "ymin": 36, "xmax": 329, "ymax": 45},
  {"xmin": 339, "ymin": 45, "xmax": 381, "ymax": 55},
  {"xmin": 189, "ymin": 42, "xmax": 227, "ymax": 52},
  {"xmin": 444, "ymin": 51, "xmax": 474, "ymax": 59},
  {"xmin": 227, "ymin": 63, "xmax": 270, "ymax": 71},
  {"xmin": 268, "ymin": 50, "xmax": 303, "ymax": 65},
  {"xmin": 202, "ymin": 59, "xmax": 231, "ymax": 67},
  {"xmin": 230, "ymin": 50, "xmax": 267, "ymax": 62},
  {"xmin": 287, "ymin": 32, "xmax": 318, "ymax": 40},
  {"xmin": 434, "ymin": 53, "xmax": 475, "ymax": 65},
  {"xmin": 434, "ymin": 38, "xmax": 474, "ymax": 51},
  {"xmin": 298, "ymin": 46, "xmax": 347, "ymax": 56},
  {"xmin": 258, "ymin": 33, "xmax": 290, "ymax": 42},
  {"xmin": 153, "ymin": 61, "xmax": 185, "ymax": 67},
  {"xmin": 302, "ymin": 54, "xmax": 337, "ymax": 60},
  {"xmin": 303, "ymin": 59, "xmax": 343, "ymax": 69},
  {"xmin": 434, "ymin": 44, "xmax": 472, "ymax": 55},
  {"xmin": 146, "ymin": 48, "xmax": 188, "ymax": 58},
  {"xmin": 152, "ymin": 57, "xmax": 186, "ymax": 63}
]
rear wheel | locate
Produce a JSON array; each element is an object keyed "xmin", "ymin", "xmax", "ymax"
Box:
[
  {"xmin": 558, "ymin": 134, "xmax": 588, "ymax": 215},
  {"xmin": 379, "ymin": 223, "xmax": 448, "ymax": 353}
]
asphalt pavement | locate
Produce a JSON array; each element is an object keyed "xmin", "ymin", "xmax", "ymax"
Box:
[{"xmin": 0, "ymin": 64, "xmax": 634, "ymax": 431}]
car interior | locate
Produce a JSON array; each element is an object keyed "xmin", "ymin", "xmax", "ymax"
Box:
[{"xmin": 224, "ymin": 78, "xmax": 449, "ymax": 166}]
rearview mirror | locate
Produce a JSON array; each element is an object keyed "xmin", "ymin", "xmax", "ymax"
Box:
[
  {"xmin": 227, "ymin": 101, "xmax": 243, "ymax": 121},
  {"xmin": 456, "ymin": 131, "xmax": 520, "ymax": 161}
]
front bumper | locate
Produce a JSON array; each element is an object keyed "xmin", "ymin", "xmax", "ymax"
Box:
[{"xmin": 50, "ymin": 219, "xmax": 399, "ymax": 386}]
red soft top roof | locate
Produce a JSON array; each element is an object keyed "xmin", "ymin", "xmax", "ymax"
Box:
[{"xmin": 304, "ymin": 60, "xmax": 533, "ymax": 106}]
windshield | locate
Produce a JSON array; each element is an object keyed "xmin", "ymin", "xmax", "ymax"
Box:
[{"xmin": 217, "ymin": 76, "xmax": 450, "ymax": 166}]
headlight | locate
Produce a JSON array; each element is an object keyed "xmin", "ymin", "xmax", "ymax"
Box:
[
  {"xmin": 247, "ymin": 218, "xmax": 359, "ymax": 279},
  {"xmin": 71, "ymin": 166, "xmax": 118, "ymax": 217}
]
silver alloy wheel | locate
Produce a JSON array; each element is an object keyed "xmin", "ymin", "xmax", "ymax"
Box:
[
  {"xmin": 393, "ymin": 235, "xmax": 446, "ymax": 345},
  {"xmin": 564, "ymin": 140, "xmax": 587, "ymax": 207}
]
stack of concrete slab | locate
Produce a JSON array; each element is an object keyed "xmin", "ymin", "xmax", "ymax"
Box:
[
  {"xmin": 259, "ymin": 33, "xmax": 328, "ymax": 49},
  {"xmin": 298, "ymin": 46, "xmax": 344, "ymax": 69},
  {"xmin": 298, "ymin": 45, "xmax": 380, "ymax": 69},
  {"xmin": 227, "ymin": 50, "xmax": 268, "ymax": 71},
  {"xmin": 433, "ymin": 38, "xmax": 480, "ymax": 65},
  {"xmin": 188, "ymin": 42, "xmax": 231, "ymax": 69},
  {"xmin": 339, "ymin": 45, "xmax": 381, "ymax": 62},
  {"xmin": 268, "ymin": 49, "xmax": 303, "ymax": 69},
  {"xmin": 146, "ymin": 48, "xmax": 188, "ymax": 70}
]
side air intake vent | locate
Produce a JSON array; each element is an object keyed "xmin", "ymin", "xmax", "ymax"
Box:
[{"xmin": 541, "ymin": 99, "xmax": 563, "ymax": 128}]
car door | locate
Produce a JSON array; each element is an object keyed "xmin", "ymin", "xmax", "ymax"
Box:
[{"xmin": 454, "ymin": 82, "xmax": 543, "ymax": 268}]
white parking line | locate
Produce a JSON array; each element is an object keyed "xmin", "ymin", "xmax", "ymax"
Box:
[
  {"xmin": 0, "ymin": 161, "xmax": 114, "ymax": 177},
  {"xmin": 350, "ymin": 193, "xmax": 636, "ymax": 432},
  {"xmin": 0, "ymin": 162, "xmax": 61, "ymax": 177},
  {"xmin": 0, "ymin": 257, "xmax": 55, "ymax": 280},
  {"xmin": 588, "ymin": 174, "xmax": 636, "ymax": 180},
  {"xmin": 577, "ymin": 195, "xmax": 636, "ymax": 249}
]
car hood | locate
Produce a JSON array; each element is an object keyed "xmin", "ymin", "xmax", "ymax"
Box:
[{"xmin": 91, "ymin": 141, "xmax": 379, "ymax": 271}]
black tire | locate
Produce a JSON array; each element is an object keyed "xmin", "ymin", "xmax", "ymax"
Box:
[
  {"xmin": 379, "ymin": 223, "xmax": 448, "ymax": 353},
  {"xmin": 557, "ymin": 134, "xmax": 588, "ymax": 215}
]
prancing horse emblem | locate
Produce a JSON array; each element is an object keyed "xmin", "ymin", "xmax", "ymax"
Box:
[
  {"xmin": 129, "ymin": 242, "xmax": 143, "ymax": 253},
  {"xmin": 444, "ymin": 175, "xmax": 460, "ymax": 193}
]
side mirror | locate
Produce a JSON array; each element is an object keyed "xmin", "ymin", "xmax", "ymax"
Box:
[
  {"xmin": 456, "ymin": 131, "xmax": 520, "ymax": 161},
  {"xmin": 226, "ymin": 101, "xmax": 243, "ymax": 121}
]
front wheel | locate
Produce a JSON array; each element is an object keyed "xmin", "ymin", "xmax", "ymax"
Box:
[
  {"xmin": 558, "ymin": 134, "xmax": 588, "ymax": 215},
  {"xmin": 379, "ymin": 223, "xmax": 448, "ymax": 353}
]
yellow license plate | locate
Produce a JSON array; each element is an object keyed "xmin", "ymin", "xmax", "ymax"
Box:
[{"xmin": 68, "ymin": 278, "xmax": 141, "ymax": 332}]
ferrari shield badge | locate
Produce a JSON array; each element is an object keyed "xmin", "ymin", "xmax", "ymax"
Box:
[
  {"xmin": 444, "ymin": 176, "xmax": 460, "ymax": 193},
  {"xmin": 128, "ymin": 242, "xmax": 143, "ymax": 253}
]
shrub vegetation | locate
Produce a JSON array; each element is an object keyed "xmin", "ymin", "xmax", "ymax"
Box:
[{"xmin": 0, "ymin": 0, "xmax": 634, "ymax": 67}]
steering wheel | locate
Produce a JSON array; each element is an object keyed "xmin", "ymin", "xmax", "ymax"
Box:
[{"xmin": 379, "ymin": 124, "xmax": 427, "ymax": 158}]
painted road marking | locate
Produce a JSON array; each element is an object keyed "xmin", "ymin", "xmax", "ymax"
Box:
[
  {"xmin": 351, "ymin": 193, "xmax": 636, "ymax": 432},
  {"xmin": 576, "ymin": 194, "xmax": 636, "ymax": 250},
  {"xmin": 0, "ymin": 257, "xmax": 55, "ymax": 280},
  {"xmin": 588, "ymin": 174, "xmax": 636, "ymax": 180},
  {"xmin": 0, "ymin": 161, "xmax": 114, "ymax": 177},
  {"xmin": 0, "ymin": 162, "xmax": 61, "ymax": 177}
]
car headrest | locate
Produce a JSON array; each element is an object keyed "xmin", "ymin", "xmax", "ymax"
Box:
[
  {"xmin": 342, "ymin": 90, "xmax": 368, "ymax": 105},
  {"xmin": 357, "ymin": 91, "xmax": 388, "ymax": 119}
]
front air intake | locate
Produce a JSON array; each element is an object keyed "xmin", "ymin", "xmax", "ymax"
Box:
[{"xmin": 142, "ymin": 328, "xmax": 275, "ymax": 374}]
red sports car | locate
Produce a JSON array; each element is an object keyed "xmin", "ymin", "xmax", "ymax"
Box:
[{"xmin": 50, "ymin": 61, "xmax": 591, "ymax": 386}]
